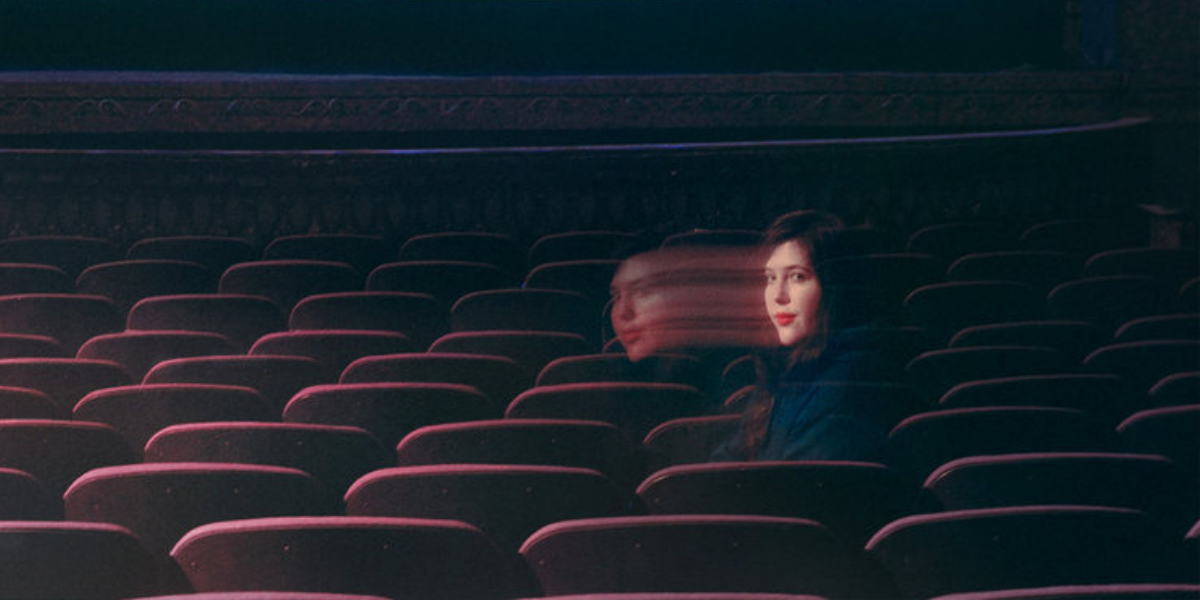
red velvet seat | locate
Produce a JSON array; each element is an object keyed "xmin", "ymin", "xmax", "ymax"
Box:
[{"xmin": 127, "ymin": 294, "xmax": 287, "ymax": 352}]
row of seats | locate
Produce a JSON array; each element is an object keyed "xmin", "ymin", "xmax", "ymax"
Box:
[
  {"xmin": 0, "ymin": 216, "xmax": 1168, "ymax": 274},
  {"xmin": 0, "ymin": 457, "xmax": 1196, "ymax": 598}
]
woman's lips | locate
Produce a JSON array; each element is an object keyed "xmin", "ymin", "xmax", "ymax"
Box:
[{"xmin": 774, "ymin": 313, "xmax": 796, "ymax": 326}]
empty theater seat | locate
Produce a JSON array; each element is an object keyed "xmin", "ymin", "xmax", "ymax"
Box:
[
  {"xmin": 865, "ymin": 506, "xmax": 1192, "ymax": 599},
  {"xmin": 0, "ymin": 386, "xmax": 69, "ymax": 420},
  {"xmin": 0, "ymin": 263, "xmax": 75, "ymax": 294},
  {"xmin": 946, "ymin": 251, "xmax": 1082, "ymax": 294},
  {"xmin": 144, "ymin": 422, "xmax": 391, "ymax": 496},
  {"xmin": 219, "ymin": 260, "xmax": 364, "ymax": 313},
  {"xmin": 0, "ymin": 294, "xmax": 124, "ymax": 353},
  {"xmin": 0, "ymin": 333, "xmax": 69, "ymax": 359},
  {"xmin": 507, "ymin": 382, "xmax": 709, "ymax": 443},
  {"xmin": 1112, "ymin": 313, "xmax": 1200, "ymax": 343},
  {"xmin": 924, "ymin": 452, "xmax": 1198, "ymax": 531},
  {"xmin": 0, "ymin": 521, "xmax": 160, "ymax": 600},
  {"xmin": 367, "ymin": 260, "xmax": 515, "ymax": 307},
  {"xmin": 0, "ymin": 419, "xmax": 137, "ymax": 495},
  {"xmin": 283, "ymin": 382, "xmax": 498, "ymax": 448},
  {"xmin": 948, "ymin": 321, "xmax": 1106, "ymax": 362},
  {"xmin": 938, "ymin": 374, "xmax": 1135, "ymax": 425},
  {"xmin": 341, "ymin": 352, "xmax": 529, "ymax": 410},
  {"xmin": 887, "ymin": 407, "xmax": 1118, "ymax": 481},
  {"xmin": 527, "ymin": 230, "xmax": 649, "ymax": 267},
  {"xmin": 170, "ymin": 516, "xmax": 527, "ymax": 598},
  {"xmin": 127, "ymin": 294, "xmax": 288, "ymax": 353},
  {"xmin": 0, "ymin": 467, "xmax": 60, "ymax": 520},
  {"xmin": 1117, "ymin": 405, "xmax": 1200, "ymax": 474},
  {"xmin": 0, "ymin": 358, "xmax": 133, "ymax": 411},
  {"xmin": 77, "ymin": 330, "xmax": 239, "ymax": 381},
  {"xmin": 75, "ymin": 260, "xmax": 218, "ymax": 314},
  {"xmin": 637, "ymin": 461, "xmax": 920, "ymax": 547},
  {"xmin": 1046, "ymin": 276, "xmax": 1175, "ymax": 334},
  {"xmin": 64, "ymin": 463, "xmax": 337, "ymax": 558},
  {"xmin": 904, "ymin": 346, "xmax": 1072, "ymax": 404},
  {"xmin": 249, "ymin": 330, "xmax": 416, "ymax": 375},
  {"xmin": 398, "ymin": 232, "xmax": 525, "ymax": 279},
  {"xmin": 289, "ymin": 291, "xmax": 448, "ymax": 349},
  {"xmin": 345, "ymin": 464, "xmax": 635, "ymax": 551},
  {"xmin": 450, "ymin": 288, "xmax": 600, "ymax": 343},
  {"xmin": 429, "ymin": 331, "xmax": 593, "ymax": 376},
  {"xmin": 394, "ymin": 419, "xmax": 641, "ymax": 489},
  {"xmin": 143, "ymin": 355, "xmax": 333, "ymax": 413},
  {"xmin": 126, "ymin": 236, "xmax": 257, "ymax": 275},
  {"xmin": 520, "ymin": 514, "xmax": 894, "ymax": 597},
  {"xmin": 641, "ymin": 414, "xmax": 741, "ymax": 473},
  {"xmin": 74, "ymin": 384, "xmax": 274, "ymax": 453},
  {"xmin": 0, "ymin": 235, "xmax": 121, "ymax": 278},
  {"xmin": 262, "ymin": 234, "xmax": 394, "ymax": 274}
]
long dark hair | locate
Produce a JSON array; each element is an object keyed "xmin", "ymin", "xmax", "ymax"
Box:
[{"xmin": 729, "ymin": 209, "xmax": 844, "ymax": 459}]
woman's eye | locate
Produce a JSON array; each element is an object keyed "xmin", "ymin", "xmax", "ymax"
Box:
[
  {"xmin": 788, "ymin": 272, "xmax": 808, "ymax": 282},
  {"xmin": 764, "ymin": 273, "xmax": 777, "ymax": 284}
]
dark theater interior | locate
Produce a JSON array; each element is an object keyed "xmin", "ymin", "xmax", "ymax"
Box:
[{"xmin": 0, "ymin": 0, "xmax": 1196, "ymax": 598}]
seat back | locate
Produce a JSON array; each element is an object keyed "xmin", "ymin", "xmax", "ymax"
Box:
[
  {"xmin": 127, "ymin": 235, "xmax": 257, "ymax": 274},
  {"xmin": 866, "ymin": 506, "xmax": 1190, "ymax": 599},
  {"xmin": 0, "ymin": 358, "xmax": 133, "ymax": 411},
  {"xmin": 903, "ymin": 281, "xmax": 1041, "ymax": 344},
  {"xmin": 450, "ymin": 289, "xmax": 600, "ymax": 343},
  {"xmin": 0, "ymin": 294, "xmax": 124, "ymax": 353},
  {"xmin": 219, "ymin": 260, "xmax": 363, "ymax": 313},
  {"xmin": 395, "ymin": 419, "xmax": 641, "ymax": 489},
  {"xmin": 345, "ymin": 464, "xmax": 634, "ymax": 551},
  {"xmin": 0, "ymin": 235, "xmax": 121, "ymax": 277},
  {"xmin": 904, "ymin": 346, "xmax": 1071, "ymax": 404},
  {"xmin": 527, "ymin": 231, "xmax": 648, "ymax": 266},
  {"xmin": 263, "ymin": 234, "xmax": 393, "ymax": 274},
  {"xmin": 1118, "ymin": 405, "xmax": 1200, "ymax": 474},
  {"xmin": 887, "ymin": 407, "xmax": 1117, "ymax": 481},
  {"xmin": 520, "ymin": 515, "xmax": 891, "ymax": 598},
  {"xmin": 145, "ymin": 422, "xmax": 390, "ymax": 496},
  {"xmin": 638, "ymin": 461, "xmax": 919, "ymax": 547},
  {"xmin": 77, "ymin": 330, "xmax": 238, "ymax": 380},
  {"xmin": 429, "ymin": 331, "xmax": 593, "ymax": 376},
  {"xmin": 170, "ymin": 516, "xmax": 523, "ymax": 599},
  {"xmin": 924, "ymin": 452, "xmax": 1198, "ymax": 531},
  {"xmin": 249, "ymin": 330, "xmax": 415, "ymax": 375},
  {"xmin": 341, "ymin": 352, "xmax": 530, "ymax": 409},
  {"xmin": 284, "ymin": 383, "xmax": 498, "ymax": 448},
  {"xmin": 524, "ymin": 259, "xmax": 621, "ymax": 307},
  {"xmin": 366, "ymin": 260, "xmax": 514, "ymax": 307},
  {"xmin": 0, "ymin": 419, "xmax": 137, "ymax": 495},
  {"xmin": 74, "ymin": 384, "xmax": 274, "ymax": 453},
  {"xmin": 143, "ymin": 355, "xmax": 332, "ymax": 412},
  {"xmin": 398, "ymin": 232, "xmax": 524, "ymax": 279},
  {"xmin": 642, "ymin": 414, "xmax": 741, "ymax": 473},
  {"xmin": 1083, "ymin": 341, "xmax": 1200, "ymax": 393},
  {"xmin": 507, "ymin": 382, "xmax": 708, "ymax": 443},
  {"xmin": 127, "ymin": 294, "xmax": 287, "ymax": 352},
  {"xmin": 65, "ymin": 463, "xmax": 336, "ymax": 557},
  {"xmin": 289, "ymin": 292, "xmax": 448, "ymax": 349},
  {"xmin": 76, "ymin": 260, "xmax": 218, "ymax": 314},
  {"xmin": 0, "ymin": 522, "xmax": 159, "ymax": 600},
  {"xmin": 0, "ymin": 263, "xmax": 74, "ymax": 294}
]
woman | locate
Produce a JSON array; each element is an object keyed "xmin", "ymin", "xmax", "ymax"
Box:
[{"xmin": 713, "ymin": 209, "xmax": 890, "ymax": 462}]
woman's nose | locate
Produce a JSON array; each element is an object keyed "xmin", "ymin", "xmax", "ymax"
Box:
[{"xmin": 772, "ymin": 282, "xmax": 789, "ymax": 305}]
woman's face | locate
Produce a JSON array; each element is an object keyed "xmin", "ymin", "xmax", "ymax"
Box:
[
  {"xmin": 763, "ymin": 240, "xmax": 822, "ymax": 347},
  {"xmin": 609, "ymin": 255, "xmax": 664, "ymax": 360}
]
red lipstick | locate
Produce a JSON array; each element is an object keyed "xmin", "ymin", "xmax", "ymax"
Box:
[{"xmin": 775, "ymin": 313, "xmax": 796, "ymax": 326}]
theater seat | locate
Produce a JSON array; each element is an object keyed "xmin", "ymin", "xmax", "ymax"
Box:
[
  {"xmin": 345, "ymin": 464, "xmax": 634, "ymax": 552},
  {"xmin": 527, "ymin": 231, "xmax": 649, "ymax": 267},
  {"xmin": 77, "ymin": 330, "xmax": 239, "ymax": 381},
  {"xmin": 143, "ymin": 355, "xmax": 333, "ymax": 413},
  {"xmin": 0, "ymin": 235, "xmax": 121, "ymax": 278},
  {"xmin": 638, "ymin": 461, "xmax": 920, "ymax": 547},
  {"xmin": 0, "ymin": 358, "xmax": 133, "ymax": 412},
  {"xmin": 76, "ymin": 260, "xmax": 218, "ymax": 314},
  {"xmin": 289, "ymin": 292, "xmax": 448, "ymax": 349},
  {"xmin": 126, "ymin": 235, "xmax": 257, "ymax": 275},
  {"xmin": 0, "ymin": 419, "xmax": 137, "ymax": 495},
  {"xmin": 283, "ymin": 382, "xmax": 498, "ymax": 448},
  {"xmin": 641, "ymin": 414, "xmax": 741, "ymax": 473},
  {"xmin": 398, "ymin": 232, "xmax": 525, "ymax": 279},
  {"xmin": 219, "ymin": 260, "xmax": 363, "ymax": 313},
  {"xmin": 262, "ymin": 234, "xmax": 393, "ymax": 274},
  {"xmin": 341, "ymin": 352, "xmax": 529, "ymax": 410},
  {"xmin": 507, "ymin": 382, "xmax": 708, "ymax": 444},
  {"xmin": 429, "ymin": 331, "xmax": 593, "ymax": 376},
  {"xmin": 394, "ymin": 419, "xmax": 641, "ymax": 489},
  {"xmin": 144, "ymin": 422, "xmax": 390, "ymax": 496},
  {"xmin": 520, "ymin": 515, "xmax": 893, "ymax": 598},
  {"xmin": 170, "ymin": 516, "xmax": 526, "ymax": 599},
  {"xmin": 127, "ymin": 294, "xmax": 288, "ymax": 353},
  {"xmin": 74, "ymin": 384, "xmax": 274, "ymax": 453},
  {"xmin": 0, "ymin": 521, "xmax": 159, "ymax": 600},
  {"xmin": 866, "ymin": 506, "xmax": 1192, "ymax": 599},
  {"xmin": 0, "ymin": 294, "xmax": 124, "ymax": 353},
  {"xmin": 249, "ymin": 330, "xmax": 416, "ymax": 375},
  {"xmin": 367, "ymin": 260, "xmax": 515, "ymax": 307}
]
